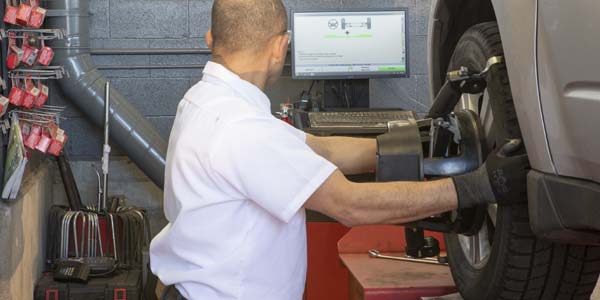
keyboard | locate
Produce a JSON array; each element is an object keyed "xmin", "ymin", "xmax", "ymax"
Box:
[{"xmin": 308, "ymin": 111, "xmax": 417, "ymax": 130}]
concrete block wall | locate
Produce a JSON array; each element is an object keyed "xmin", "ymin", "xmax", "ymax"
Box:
[
  {"xmin": 49, "ymin": 0, "xmax": 433, "ymax": 232},
  {"xmin": 50, "ymin": 0, "xmax": 432, "ymax": 158}
]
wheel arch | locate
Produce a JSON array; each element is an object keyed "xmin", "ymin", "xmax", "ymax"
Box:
[{"xmin": 427, "ymin": 0, "xmax": 557, "ymax": 176}]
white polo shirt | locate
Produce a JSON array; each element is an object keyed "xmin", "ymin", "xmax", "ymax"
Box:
[{"xmin": 150, "ymin": 62, "xmax": 337, "ymax": 300}]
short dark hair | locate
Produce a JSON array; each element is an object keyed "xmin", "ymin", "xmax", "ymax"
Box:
[{"xmin": 211, "ymin": 0, "xmax": 288, "ymax": 53}]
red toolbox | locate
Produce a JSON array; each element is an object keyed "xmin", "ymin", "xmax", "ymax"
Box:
[{"xmin": 34, "ymin": 269, "xmax": 142, "ymax": 300}]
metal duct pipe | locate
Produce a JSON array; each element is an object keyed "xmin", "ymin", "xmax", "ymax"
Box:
[{"xmin": 45, "ymin": 0, "xmax": 166, "ymax": 188}]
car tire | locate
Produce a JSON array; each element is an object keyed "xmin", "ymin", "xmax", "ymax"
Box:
[{"xmin": 433, "ymin": 22, "xmax": 600, "ymax": 300}]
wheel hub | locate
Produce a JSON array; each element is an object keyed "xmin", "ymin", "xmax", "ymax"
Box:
[{"xmin": 455, "ymin": 91, "xmax": 497, "ymax": 268}]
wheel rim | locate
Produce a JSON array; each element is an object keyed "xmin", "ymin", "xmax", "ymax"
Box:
[{"xmin": 456, "ymin": 91, "xmax": 497, "ymax": 269}]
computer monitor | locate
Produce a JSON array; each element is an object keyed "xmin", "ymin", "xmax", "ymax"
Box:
[{"xmin": 291, "ymin": 9, "xmax": 409, "ymax": 80}]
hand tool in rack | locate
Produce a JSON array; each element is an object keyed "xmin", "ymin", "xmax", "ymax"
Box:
[
  {"xmin": 71, "ymin": 211, "xmax": 83, "ymax": 257},
  {"xmin": 101, "ymin": 81, "xmax": 111, "ymax": 212},
  {"xmin": 60, "ymin": 211, "xmax": 72, "ymax": 259},
  {"xmin": 107, "ymin": 212, "xmax": 118, "ymax": 263},
  {"xmin": 8, "ymin": 66, "xmax": 65, "ymax": 80},
  {"xmin": 94, "ymin": 169, "xmax": 103, "ymax": 213},
  {"xmin": 368, "ymin": 249, "xmax": 449, "ymax": 266},
  {"xmin": 81, "ymin": 210, "xmax": 117, "ymax": 276},
  {"xmin": 56, "ymin": 154, "xmax": 84, "ymax": 210},
  {"xmin": 0, "ymin": 29, "xmax": 66, "ymax": 40}
]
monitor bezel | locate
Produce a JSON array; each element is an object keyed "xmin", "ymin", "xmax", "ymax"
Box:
[{"xmin": 290, "ymin": 8, "xmax": 411, "ymax": 80}]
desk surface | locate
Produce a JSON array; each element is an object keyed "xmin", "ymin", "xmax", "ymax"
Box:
[
  {"xmin": 340, "ymin": 253, "xmax": 455, "ymax": 289},
  {"xmin": 340, "ymin": 253, "xmax": 456, "ymax": 300}
]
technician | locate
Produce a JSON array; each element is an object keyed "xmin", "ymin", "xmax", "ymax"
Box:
[{"xmin": 150, "ymin": 0, "xmax": 526, "ymax": 299}]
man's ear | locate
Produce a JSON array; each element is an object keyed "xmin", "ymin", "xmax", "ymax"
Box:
[
  {"xmin": 271, "ymin": 33, "xmax": 289, "ymax": 63},
  {"xmin": 206, "ymin": 29, "xmax": 214, "ymax": 49}
]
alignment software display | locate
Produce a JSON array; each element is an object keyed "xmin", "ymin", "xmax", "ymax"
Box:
[{"xmin": 292, "ymin": 10, "xmax": 408, "ymax": 79}]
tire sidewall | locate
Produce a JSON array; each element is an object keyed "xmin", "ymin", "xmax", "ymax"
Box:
[
  {"xmin": 439, "ymin": 22, "xmax": 528, "ymax": 300},
  {"xmin": 446, "ymin": 205, "xmax": 525, "ymax": 299}
]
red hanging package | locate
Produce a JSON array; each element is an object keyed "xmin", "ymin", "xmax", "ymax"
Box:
[
  {"xmin": 28, "ymin": 6, "xmax": 45, "ymax": 28},
  {"xmin": 16, "ymin": 3, "xmax": 32, "ymax": 26},
  {"xmin": 21, "ymin": 45, "xmax": 32, "ymax": 63},
  {"xmin": 37, "ymin": 46, "xmax": 54, "ymax": 66},
  {"xmin": 25, "ymin": 125, "xmax": 42, "ymax": 149},
  {"xmin": 7, "ymin": 46, "xmax": 24, "ymax": 70},
  {"xmin": 10, "ymin": 45, "xmax": 24, "ymax": 61},
  {"xmin": 31, "ymin": 124, "xmax": 42, "ymax": 136},
  {"xmin": 48, "ymin": 133, "xmax": 67, "ymax": 156},
  {"xmin": 23, "ymin": 85, "xmax": 40, "ymax": 108},
  {"xmin": 8, "ymin": 86, "xmax": 25, "ymax": 106},
  {"xmin": 3, "ymin": 5, "xmax": 18, "ymax": 25},
  {"xmin": 7, "ymin": 53, "xmax": 20, "ymax": 70},
  {"xmin": 25, "ymin": 132, "xmax": 41, "ymax": 149},
  {"xmin": 34, "ymin": 83, "xmax": 48, "ymax": 107},
  {"xmin": 36, "ymin": 133, "xmax": 51, "ymax": 153}
]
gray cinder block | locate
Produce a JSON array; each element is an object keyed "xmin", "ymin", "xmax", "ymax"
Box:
[
  {"xmin": 90, "ymin": 0, "xmax": 109, "ymax": 39},
  {"xmin": 417, "ymin": 75, "xmax": 431, "ymax": 108},
  {"xmin": 410, "ymin": 35, "xmax": 427, "ymax": 75},
  {"xmin": 188, "ymin": 0, "xmax": 213, "ymax": 38},
  {"xmin": 414, "ymin": 0, "xmax": 431, "ymax": 36},
  {"xmin": 110, "ymin": 78, "xmax": 189, "ymax": 116},
  {"xmin": 109, "ymin": 0, "xmax": 188, "ymax": 38}
]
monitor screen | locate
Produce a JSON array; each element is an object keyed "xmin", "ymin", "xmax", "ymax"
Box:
[{"xmin": 291, "ymin": 10, "xmax": 409, "ymax": 79}]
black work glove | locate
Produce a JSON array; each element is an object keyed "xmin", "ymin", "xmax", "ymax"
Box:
[{"xmin": 452, "ymin": 142, "xmax": 530, "ymax": 208}]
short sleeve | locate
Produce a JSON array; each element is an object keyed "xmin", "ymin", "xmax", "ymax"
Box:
[{"xmin": 209, "ymin": 117, "xmax": 337, "ymax": 223}]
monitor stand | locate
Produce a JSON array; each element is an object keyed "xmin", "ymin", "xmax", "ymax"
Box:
[{"xmin": 323, "ymin": 79, "xmax": 369, "ymax": 109}]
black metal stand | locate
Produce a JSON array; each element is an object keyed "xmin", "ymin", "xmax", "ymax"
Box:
[
  {"xmin": 405, "ymin": 227, "xmax": 441, "ymax": 258},
  {"xmin": 323, "ymin": 79, "xmax": 369, "ymax": 109},
  {"xmin": 375, "ymin": 119, "xmax": 442, "ymax": 259}
]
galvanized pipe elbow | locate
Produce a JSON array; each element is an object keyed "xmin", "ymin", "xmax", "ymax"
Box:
[{"xmin": 45, "ymin": 0, "xmax": 167, "ymax": 189}]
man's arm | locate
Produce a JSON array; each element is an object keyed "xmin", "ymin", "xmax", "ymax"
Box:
[
  {"xmin": 305, "ymin": 170, "xmax": 458, "ymax": 227},
  {"xmin": 306, "ymin": 134, "xmax": 377, "ymax": 175}
]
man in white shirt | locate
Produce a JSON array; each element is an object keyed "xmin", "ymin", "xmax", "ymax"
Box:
[{"xmin": 150, "ymin": 0, "xmax": 528, "ymax": 299}]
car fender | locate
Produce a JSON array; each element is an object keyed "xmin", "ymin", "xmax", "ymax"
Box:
[{"xmin": 427, "ymin": 0, "xmax": 555, "ymax": 175}]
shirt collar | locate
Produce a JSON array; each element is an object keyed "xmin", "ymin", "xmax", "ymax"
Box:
[{"xmin": 202, "ymin": 61, "xmax": 271, "ymax": 114}]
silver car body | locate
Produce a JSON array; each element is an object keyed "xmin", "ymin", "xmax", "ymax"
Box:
[{"xmin": 428, "ymin": 0, "xmax": 600, "ymax": 184}]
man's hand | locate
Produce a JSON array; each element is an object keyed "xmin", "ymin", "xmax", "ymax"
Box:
[{"xmin": 452, "ymin": 143, "xmax": 530, "ymax": 208}]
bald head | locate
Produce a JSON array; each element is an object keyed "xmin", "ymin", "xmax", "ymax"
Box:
[{"xmin": 211, "ymin": 0, "xmax": 288, "ymax": 54}]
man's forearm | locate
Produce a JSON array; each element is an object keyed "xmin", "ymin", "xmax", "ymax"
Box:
[
  {"xmin": 307, "ymin": 135, "xmax": 377, "ymax": 175},
  {"xmin": 306, "ymin": 171, "xmax": 459, "ymax": 227},
  {"xmin": 341, "ymin": 178, "xmax": 459, "ymax": 226}
]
